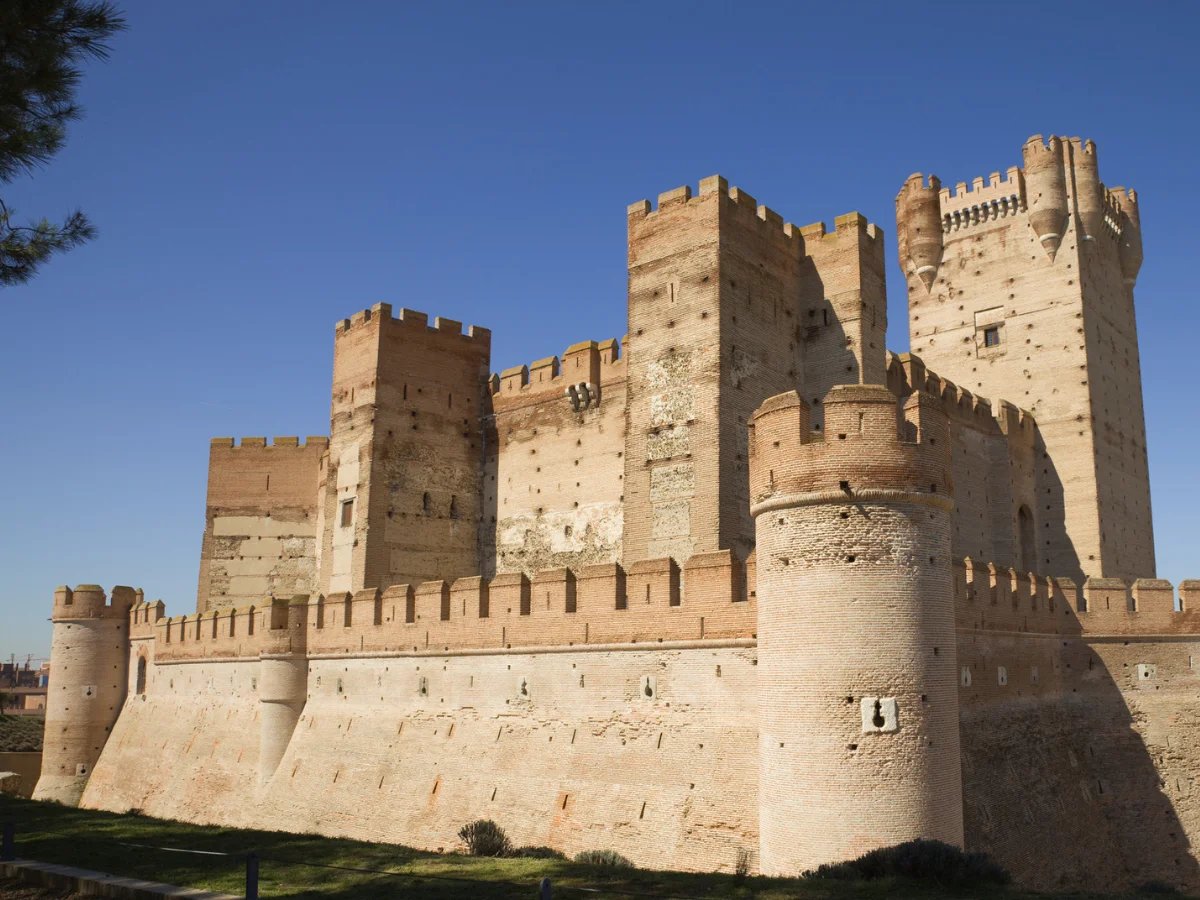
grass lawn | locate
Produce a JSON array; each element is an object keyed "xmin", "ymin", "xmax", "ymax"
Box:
[
  {"xmin": 0, "ymin": 795, "xmax": 1153, "ymax": 900},
  {"xmin": 0, "ymin": 717, "xmax": 43, "ymax": 753}
]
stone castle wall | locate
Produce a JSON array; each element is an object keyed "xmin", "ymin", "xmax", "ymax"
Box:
[
  {"xmin": 70, "ymin": 572, "xmax": 1200, "ymax": 890},
  {"xmin": 36, "ymin": 133, "xmax": 1184, "ymax": 890},
  {"xmin": 196, "ymin": 437, "xmax": 326, "ymax": 613},
  {"xmin": 485, "ymin": 338, "xmax": 627, "ymax": 577},
  {"xmin": 896, "ymin": 136, "xmax": 1152, "ymax": 583}
]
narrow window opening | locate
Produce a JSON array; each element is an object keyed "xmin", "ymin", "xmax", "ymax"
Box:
[
  {"xmin": 422, "ymin": 492, "xmax": 431, "ymax": 516},
  {"xmin": 822, "ymin": 309, "xmax": 829, "ymax": 326},
  {"xmin": 984, "ymin": 326, "xmax": 1001, "ymax": 348},
  {"xmin": 340, "ymin": 498, "xmax": 354, "ymax": 528},
  {"xmin": 449, "ymin": 496, "xmax": 459, "ymax": 519},
  {"xmin": 136, "ymin": 657, "xmax": 147, "ymax": 695},
  {"xmin": 405, "ymin": 594, "xmax": 416, "ymax": 624}
]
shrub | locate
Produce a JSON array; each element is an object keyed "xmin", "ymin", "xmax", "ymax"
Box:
[
  {"xmin": 513, "ymin": 846, "xmax": 567, "ymax": 860},
  {"xmin": 805, "ymin": 839, "xmax": 1010, "ymax": 886},
  {"xmin": 574, "ymin": 849, "xmax": 633, "ymax": 868},
  {"xmin": 457, "ymin": 819, "xmax": 512, "ymax": 858},
  {"xmin": 734, "ymin": 847, "xmax": 751, "ymax": 879}
]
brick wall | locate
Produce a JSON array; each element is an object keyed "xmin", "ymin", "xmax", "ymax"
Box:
[{"xmin": 196, "ymin": 437, "xmax": 325, "ymax": 613}]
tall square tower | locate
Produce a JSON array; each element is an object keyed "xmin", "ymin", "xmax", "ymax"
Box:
[{"xmin": 896, "ymin": 135, "xmax": 1151, "ymax": 582}]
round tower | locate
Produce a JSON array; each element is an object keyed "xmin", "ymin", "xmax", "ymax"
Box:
[
  {"xmin": 1022, "ymin": 134, "xmax": 1068, "ymax": 260},
  {"xmin": 33, "ymin": 584, "xmax": 134, "ymax": 806},
  {"xmin": 748, "ymin": 385, "xmax": 961, "ymax": 875},
  {"xmin": 895, "ymin": 173, "xmax": 944, "ymax": 292},
  {"xmin": 257, "ymin": 597, "xmax": 310, "ymax": 783},
  {"xmin": 1117, "ymin": 188, "xmax": 1143, "ymax": 286},
  {"xmin": 1071, "ymin": 138, "xmax": 1106, "ymax": 242}
]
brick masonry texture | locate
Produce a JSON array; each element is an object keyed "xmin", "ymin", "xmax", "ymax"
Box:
[{"xmin": 34, "ymin": 134, "xmax": 1199, "ymax": 891}]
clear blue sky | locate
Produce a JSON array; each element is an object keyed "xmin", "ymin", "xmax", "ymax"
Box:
[{"xmin": 2, "ymin": 1, "xmax": 1197, "ymax": 662}]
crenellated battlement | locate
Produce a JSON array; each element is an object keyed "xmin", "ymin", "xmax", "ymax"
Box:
[
  {"xmin": 334, "ymin": 301, "xmax": 491, "ymax": 348},
  {"xmin": 143, "ymin": 551, "xmax": 756, "ymax": 663},
  {"xmin": 52, "ymin": 584, "xmax": 139, "ymax": 621},
  {"xmin": 490, "ymin": 336, "xmax": 626, "ymax": 409},
  {"xmin": 954, "ymin": 559, "xmax": 1200, "ymax": 638},
  {"xmin": 887, "ymin": 352, "xmax": 1037, "ymax": 443},
  {"xmin": 939, "ymin": 167, "xmax": 1025, "ymax": 235},
  {"xmin": 129, "ymin": 598, "xmax": 165, "ymax": 639},
  {"xmin": 748, "ymin": 384, "xmax": 952, "ymax": 514},
  {"xmin": 628, "ymin": 175, "xmax": 882, "ymax": 256},
  {"xmin": 209, "ymin": 436, "xmax": 329, "ymax": 450}
]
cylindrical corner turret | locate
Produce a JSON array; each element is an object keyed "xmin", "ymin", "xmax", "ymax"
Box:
[
  {"xmin": 748, "ymin": 385, "xmax": 962, "ymax": 875},
  {"xmin": 1117, "ymin": 189, "xmax": 1143, "ymax": 286},
  {"xmin": 1070, "ymin": 138, "xmax": 1106, "ymax": 243},
  {"xmin": 895, "ymin": 173, "xmax": 944, "ymax": 291},
  {"xmin": 33, "ymin": 584, "xmax": 134, "ymax": 806},
  {"xmin": 1022, "ymin": 135, "xmax": 1069, "ymax": 260},
  {"xmin": 257, "ymin": 596, "xmax": 310, "ymax": 783}
]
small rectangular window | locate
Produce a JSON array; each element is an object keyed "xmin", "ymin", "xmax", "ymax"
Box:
[
  {"xmin": 983, "ymin": 326, "xmax": 1001, "ymax": 348},
  {"xmin": 340, "ymin": 498, "xmax": 354, "ymax": 527}
]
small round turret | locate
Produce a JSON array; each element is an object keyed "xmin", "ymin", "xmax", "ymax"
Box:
[
  {"xmin": 1117, "ymin": 188, "xmax": 1143, "ymax": 286},
  {"xmin": 1072, "ymin": 138, "xmax": 1106, "ymax": 243},
  {"xmin": 33, "ymin": 585, "xmax": 134, "ymax": 806},
  {"xmin": 895, "ymin": 173, "xmax": 944, "ymax": 291},
  {"xmin": 749, "ymin": 385, "xmax": 962, "ymax": 874},
  {"xmin": 257, "ymin": 597, "xmax": 310, "ymax": 783},
  {"xmin": 1022, "ymin": 134, "xmax": 1069, "ymax": 260}
]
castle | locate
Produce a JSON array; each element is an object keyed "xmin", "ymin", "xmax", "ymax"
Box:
[{"xmin": 33, "ymin": 134, "xmax": 1200, "ymax": 890}]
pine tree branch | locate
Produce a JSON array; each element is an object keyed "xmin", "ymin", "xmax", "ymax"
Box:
[
  {"xmin": 0, "ymin": 1, "xmax": 124, "ymax": 286},
  {"xmin": 0, "ymin": 196, "xmax": 96, "ymax": 286}
]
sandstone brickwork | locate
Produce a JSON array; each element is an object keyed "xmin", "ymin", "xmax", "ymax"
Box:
[
  {"xmin": 35, "ymin": 133, "xmax": 1194, "ymax": 891},
  {"xmin": 896, "ymin": 136, "xmax": 1153, "ymax": 583},
  {"xmin": 196, "ymin": 436, "xmax": 326, "ymax": 613}
]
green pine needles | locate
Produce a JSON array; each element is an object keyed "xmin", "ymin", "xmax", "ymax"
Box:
[{"xmin": 0, "ymin": 1, "xmax": 125, "ymax": 287}]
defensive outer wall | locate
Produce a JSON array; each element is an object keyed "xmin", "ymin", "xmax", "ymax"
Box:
[
  {"xmin": 33, "ymin": 135, "xmax": 1200, "ymax": 891},
  {"xmin": 39, "ymin": 511, "xmax": 1200, "ymax": 887}
]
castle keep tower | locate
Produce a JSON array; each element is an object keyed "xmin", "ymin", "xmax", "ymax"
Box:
[
  {"xmin": 624, "ymin": 178, "xmax": 887, "ymax": 566},
  {"xmin": 749, "ymin": 385, "xmax": 961, "ymax": 874},
  {"xmin": 33, "ymin": 585, "xmax": 135, "ymax": 805},
  {"xmin": 320, "ymin": 303, "xmax": 491, "ymax": 595},
  {"xmin": 896, "ymin": 136, "xmax": 1151, "ymax": 583}
]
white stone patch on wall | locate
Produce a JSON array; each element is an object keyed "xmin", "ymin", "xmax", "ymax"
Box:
[
  {"xmin": 860, "ymin": 697, "xmax": 899, "ymax": 733},
  {"xmin": 640, "ymin": 675, "xmax": 657, "ymax": 701},
  {"xmin": 209, "ymin": 514, "xmax": 319, "ymax": 602},
  {"xmin": 213, "ymin": 516, "xmax": 317, "ymax": 539},
  {"xmin": 646, "ymin": 425, "xmax": 691, "ymax": 461},
  {"xmin": 494, "ymin": 500, "xmax": 623, "ymax": 573},
  {"xmin": 650, "ymin": 389, "xmax": 695, "ymax": 427},
  {"xmin": 649, "ymin": 464, "xmax": 695, "ymax": 502},
  {"xmin": 330, "ymin": 442, "xmax": 360, "ymax": 593},
  {"xmin": 651, "ymin": 499, "xmax": 691, "ymax": 540},
  {"xmin": 649, "ymin": 497, "xmax": 692, "ymax": 561},
  {"xmin": 646, "ymin": 352, "xmax": 692, "ymax": 391}
]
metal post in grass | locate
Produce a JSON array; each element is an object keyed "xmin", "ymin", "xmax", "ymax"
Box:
[
  {"xmin": 1, "ymin": 820, "xmax": 13, "ymax": 861},
  {"xmin": 538, "ymin": 876, "xmax": 551, "ymax": 899},
  {"xmin": 245, "ymin": 851, "xmax": 259, "ymax": 900}
]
